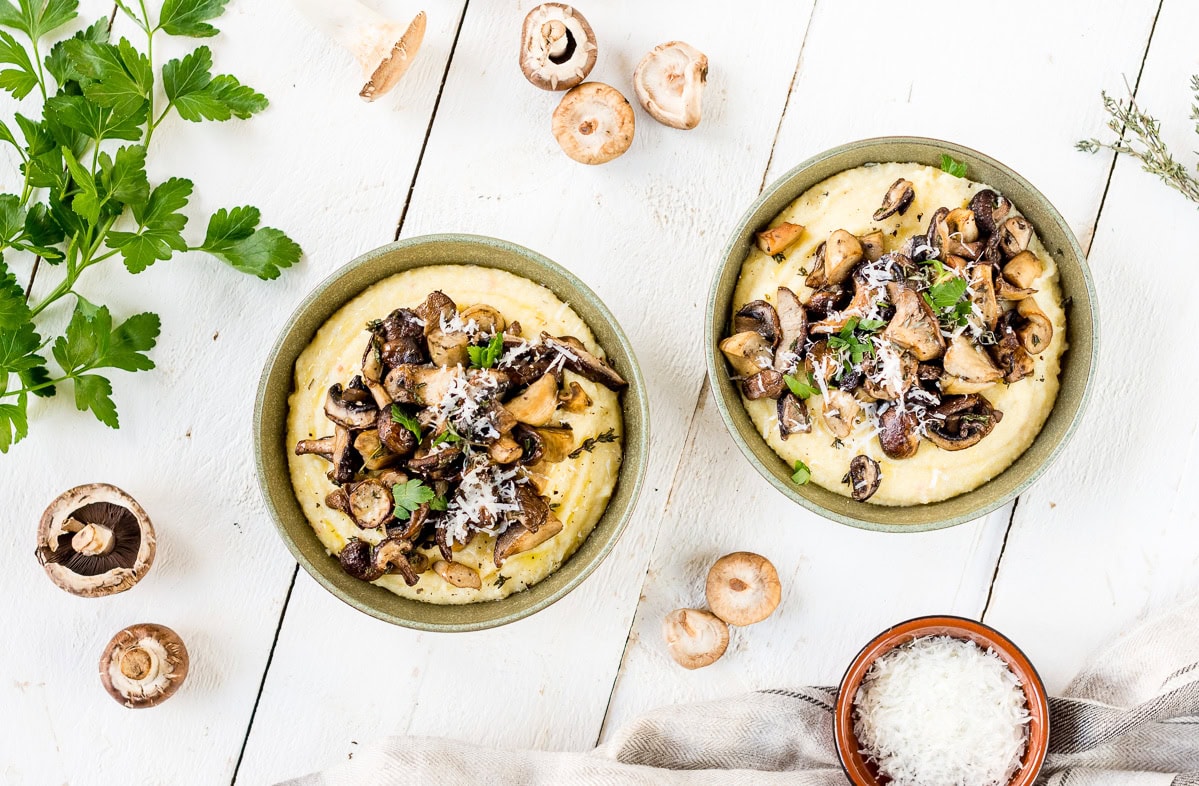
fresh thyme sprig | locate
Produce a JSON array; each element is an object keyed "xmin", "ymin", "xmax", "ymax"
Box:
[
  {"xmin": 1077, "ymin": 76, "xmax": 1199, "ymax": 206},
  {"xmin": 568, "ymin": 427, "xmax": 617, "ymax": 459}
]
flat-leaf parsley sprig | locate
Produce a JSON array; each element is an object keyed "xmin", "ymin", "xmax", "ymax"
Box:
[{"xmin": 0, "ymin": 0, "xmax": 302, "ymax": 452}]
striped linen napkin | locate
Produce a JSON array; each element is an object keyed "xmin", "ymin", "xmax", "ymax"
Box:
[{"xmin": 283, "ymin": 597, "xmax": 1199, "ymax": 785}]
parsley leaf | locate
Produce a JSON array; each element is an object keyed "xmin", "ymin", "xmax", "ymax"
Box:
[
  {"xmin": 467, "ymin": 332, "xmax": 504, "ymax": 369},
  {"xmin": 940, "ymin": 153, "xmax": 968, "ymax": 178},
  {"xmin": 791, "ymin": 460, "xmax": 811, "ymax": 485},
  {"xmin": 392, "ymin": 478, "xmax": 435, "ymax": 521},
  {"xmin": 106, "ymin": 176, "xmax": 192, "ymax": 273},
  {"xmin": 429, "ymin": 494, "xmax": 448, "ymax": 512},
  {"xmin": 158, "ymin": 0, "xmax": 229, "ymax": 38},
  {"xmin": 431, "ymin": 427, "xmax": 460, "ymax": 447},
  {"xmin": 924, "ymin": 276, "xmax": 968, "ymax": 309},
  {"xmin": 784, "ymin": 372, "xmax": 819, "ymax": 399},
  {"xmin": 163, "ymin": 45, "xmax": 265, "ymax": 121},
  {"xmin": 197, "ymin": 205, "xmax": 302, "ymax": 280},
  {"xmin": 827, "ymin": 317, "xmax": 876, "ymax": 374},
  {"xmin": 0, "ymin": 391, "xmax": 27, "ymax": 452},
  {"xmin": 0, "ymin": 258, "xmax": 30, "ymax": 330},
  {"xmin": 0, "ymin": 29, "xmax": 38, "ymax": 99},
  {"xmin": 0, "ymin": 0, "xmax": 78, "ymax": 41},
  {"xmin": 390, "ymin": 404, "xmax": 421, "ymax": 441},
  {"xmin": 857, "ymin": 318, "xmax": 886, "ymax": 332}
]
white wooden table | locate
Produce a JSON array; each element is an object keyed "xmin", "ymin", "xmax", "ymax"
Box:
[{"xmin": 3, "ymin": 0, "xmax": 1197, "ymax": 783}]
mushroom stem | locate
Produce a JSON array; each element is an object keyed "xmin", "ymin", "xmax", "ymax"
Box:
[
  {"xmin": 119, "ymin": 647, "xmax": 155, "ymax": 681},
  {"xmin": 292, "ymin": 0, "xmax": 426, "ymax": 101},
  {"xmin": 70, "ymin": 521, "xmax": 116, "ymax": 557}
]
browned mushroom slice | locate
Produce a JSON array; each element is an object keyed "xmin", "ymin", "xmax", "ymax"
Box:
[
  {"xmin": 873, "ymin": 178, "xmax": 915, "ymax": 220},
  {"xmin": 557, "ymin": 381, "xmax": 592, "ymax": 413},
  {"xmin": 383, "ymin": 364, "xmax": 458, "ymax": 406},
  {"xmin": 804, "ymin": 283, "xmax": 848, "ymax": 319},
  {"xmin": 858, "ymin": 230, "xmax": 886, "ymax": 263},
  {"xmin": 820, "ymin": 389, "xmax": 860, "ymax": 438},
  {"xmin": 942, "ymin": 335, "xmax": 1003, "ymax": 392},
  {"xmin": 773, "ymin": 287, "xmax": 808, "ymax": 373},
  {"xmin": 862, "ymin": 350, "xmax": 918, "ymax": 401},
  {"xmin": 373, "ymin": 537, "xmax": 420, "ymax": 586},
  {"xmin": 501, "ymin": 342, "xmax": 559, "ymax": 389},
  {"xmin": 433, "ymin": 560, "xmax": 482, "ymax": 589},
  {"xmin": 353, "ymin": 430, "xmax": 399, "ymax": 471},
  {"xmin": 925, "ymin": 395, "xmax": 1003, "ymax": 451},
  {"xmin": 743, "ymin": 368, "xmax": 785, "ymax": 400},
  {"xmin": 489, "ymin": 434, "xmax": 524, "ymax": 464},
  {"xmin": 969, "ymin": 189, "xmax": 1011, "ymax": 235},
  {"xmin": 416, "ymin": 290, "xmax": 456, "ymax": 328},
  {"xmin": 377, "ymin": 408, "xmax": 419, "ymax": 455},
  {"xmin": 325, "ymin": 487, "xmax": 352, "ymax": 516},
  {"xmin": 406, "ymin": 441, "xmax": 463, "ymax": 479},
  {"xmin": 923, "ymin": 207, "xmax": 949, "ymax": 256},
  {"xmin": 1003, "ymin": 250, "xmax": 1043, "ymax": 289},
  {"xmin": 513, "ymin": 424, "xmax": 545, "ymax": 465},
  {"xmin": 755, "ymin": 222, "xmax": 804, "ymax": 256},
  {"xmin": 734, "ymin": 300, "xmax": 782, "ymax": 348},
  {"xmin": 426, "ymin": 325, "xmax": 471, "ymax": 368},
  {"xmin": 719, "ymin": 331, "xmax": 774, "ymax": 377},
  {"xmin": 989, "ymin": 314, "xmax": 1036, "ymax": 383},
  {"xmin": 777, "ymin": 393, "xmax": 810, "ymax": 439},
  {"xmin": 823, "ymin": 230, "xmax": 864, "ymax": 285},
  {"xmin": 804, "ymin": 242, "xmax": 828, "ymax": 288},
  {"xmin": 936, "ymin": 208, "xmax": 983, "ymax": 260},
  {"xmin": 99, "ymin": 623, "xmax": 189, "ymax": 709},
  {"xmin": 506, "ymin": 373, "xmax": 560, "ymax": 426},
  {"xmin": 295, "ymin": 436, "xmax": 334, "ymax": 457},
  {"xmin": 329, "ymin": 426, "xmax": 359, "ymax": 485},
  {"xmin": 494, "ymin": 512, "xmax": 564, "ymax": 567},
  {"xmin": 348, "ymin": 479, "xmax": 394, "ymax": 529},
  {"xmin": 883, "ymin": 282, "xmax": 946, "ymax": 361},
  {"xmin": 339, "ymin": 539, "xmax": 381, "ymax": 581},
  {"xmin": 878, "ymin": 407, "xmax": 920, "ymax": 460},
  {"xmin": 460, "ymin": 303, "xmax": 506, "ymax": 334},
  {"xmin": 325, "ymin": 380, "xmax": 378, "ymax": 429},
  {"xmin": 998, "ymin": 216, "xmax": 1033, "ymax": 257},
  {"xmin": 541, "ymin": 334, "xmax": 628, "ymax": 389},
  {"xmin": 843, "ymin": 455, "xmax": 882, "ymax": 501},
  {"xmin": 519, "ymin": 3, "xmax": 597, "ymax": 91},
  {"xmin": 969, "ymin": 264, "xmax": 1000, "ymax": 330},
  {"xmin": 994, "ymin": 276, "xmax": 1037, "ymax": 301},
  {"xmin": 1016, "ymin": 298, "xmax": 1054, "ymax": 353},
  {"xmin": 533, "ymin": 425, "xmax": 575, "ymax": 463}
]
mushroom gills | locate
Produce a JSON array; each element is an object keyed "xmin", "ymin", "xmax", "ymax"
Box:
[{"xmin": 633, "ymin": 41, "xmax": 708, "ymax": 130}]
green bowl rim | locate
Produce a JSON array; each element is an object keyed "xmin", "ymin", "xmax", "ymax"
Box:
[
  {"xmin": 254, "ymin": 233, "xmax": 650, "ymax": 631},
  {"xmin": 705, "ymin": 136, "xmax": 1099, "ymax": 533}
]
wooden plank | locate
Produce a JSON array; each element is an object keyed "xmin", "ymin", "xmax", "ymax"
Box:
[
  {"xmin": 602, "ymin": 0, "xmax": 1163, "ymax": 738},
  {"xmin": 0, "ymin": 1, "xmax": 464, "ymax": 782},
  {"xmin": 234, "ymin": 1, "xmax": 818, "ymax": 782},
  {"xmin": 983, "ymin": 0, "xmax": 1199, "ymax": 691}
]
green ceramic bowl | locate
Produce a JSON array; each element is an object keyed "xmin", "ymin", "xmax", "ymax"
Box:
[
  {"xmin": 706, "ymin": 137, "xmax": 1098, "ymax": 532},
  {"xmin": 255, "ymin": 234, "xmax": 650, "ymax": 630}
]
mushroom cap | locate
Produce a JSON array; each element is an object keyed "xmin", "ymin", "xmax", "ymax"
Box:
[
  {"xmin": 551, "ymin": 82, "xmax": 635, "ymax": 165},
  {"xmin": 360, "ymin": 11, "xmax": 426, "ymax": 102},
  {"xmin": 519, "ymin": 3, "xmax": 597, "ymax": 91},
  {"xmin": 705, "ymin": 552, "xmax": 781, "ymax": 626},
  {"xmin": 36, "ymin": 483, "xmax": 156, "ymax": 598},
  {"xmin": 99, "ymin": 623, "xmax": 188, "ymax": 709},
  {"xmin": 662, "ymin": 608, "xmax": 729, "ymax": 669},
  {"xmin": 633, "ymin": 41, "xmax": 708, "ymax": 130}
]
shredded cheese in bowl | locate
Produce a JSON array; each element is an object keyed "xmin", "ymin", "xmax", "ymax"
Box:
[{"xmin": 852, "ymin": 635, "xmax": 1030, "ymax": 786}]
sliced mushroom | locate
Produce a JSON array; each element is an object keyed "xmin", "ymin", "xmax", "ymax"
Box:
[
  {"xmin": 541, "ymin": 334, "xmax": 628, "ymax": 389},
  {"xmin": 662, "ymin": 609, "xmax": 729, "ymax": 670},
  {"xmin": 36, "ymin": 484, "xmax": 156, "ymax": 598},
  {"xmin": 820, "ymin": 388, "xmax": 861, "ymax": 438},
  {"xmin": 519, "ymin": 3, "xmax": 597, "ymax": 91},
  {"xmin": 1016, "ymin": 298, "xmax": 1054, "ymax": 353},
  {"xmin": 922, "ymin": 207, "xmax": 950, "ymax": 257},
  {"xmin": 494, "ymin": 512, "xmax": 564, "ymax": 567},
  {"xmin": 883, "ymin": 282, "xmax": 946, "ymax": 361},
  {"xmin": 804, "ymin": 242, "xmax": 828, "ymax": 288},
  {"xmin": 878, "ymin": 407, "xmax": 920, "ymax": 460},
  {"xmin": 505, "ymin": 373, "xmax": 560, "ymax": 426},
  {"xmin": 416, "ymin": 290, "xmax": 456, "ymax": 332},
  {"xmin": 969, "ymin": 189, "xmax": 1011, "ymax": 235},
  {"xmin": 822, "ymin": 229, "xmax": 864, "ymax": 285},
  {"xmin": 373, "ymin": 537, "xmax": 420, "ymax": 586},
  {"xmin": 873, "ymin": 178, "xmax": 915, "ymax": 220},
  {"xmin": 804, "ymin": 283, "xmax": 849, "ymax": 319},
  {"xmin": 383, "ymin": 364, "xmax": 458, "ymax": 406},
  {"xmin": 773, "ymin": 286, "xmax": 808, "ymax": 373},
  {"xmin": 734, "ymin": 300, "xmax": 781, "ymax": 348},
  {"xmin": 743, "ymin": 368, "xmax": 785, "ymax": 400},
  {"xmin": 406, "ymin": 442, "xmax": 463, "ymax": 479},
  {"xmin": 937, "ymin": 208, "xmax": 983, "ymax": 259},
  {"xmin": 755, "ymin": 222, "xmax": 804, "ymax": 256},
  {"xmin": 460, "ymin": 303, "xmax": 506, "ymax": 335},
  {"xmin": 295, "ymin": 436, "xmax": 334, "ymax": 458},
  {"xmin": 426, "ymin": 325, "xmax": 471, "ymax": 368},
  {"xmin": 925, "ymin": 394, "xmax": 1003, "ymax": 451},
  {"xmin": 329, "ymin": 425, "xmax": 359, "ymax": 485},
  {"xmin": 969, "ymin": 264, "xmax": 1000, "ymax": 330},
  {"xmin": 633, "ymin": 41, "xmax": 708, "ymax": 130},
  {"xmin": 378, "ymin": 408, "xmax": 419, "ymax": 455},
  {"xmin": 532, "ymin": 425, "xmax": 575, "ymax": 464},
  {"xmin": 325, "ymin": 487, "xmax": 352, "ymax": 516},
  {"xmin": 353, "ymin": 430, "xmax": 399, "ymax": 470},
  {"xmin": 557, "ymin": 381, "xmax": 592, "ymax": 413},
  {"xmin": 99, "ymin": 623, "xmax": 188, "ymax": 709},
  {"xmin": 720, "ymin": 330, "xmax": 775, "ymax": 377},
  {"xmin": 433, "ymin": 560, "xmax": 482, "ymax": 589},
  {"xmin": 843, "ymin": 455, "xmax": 881, "ymax": 501},
  {"xmin": 943, "ymin": 335, "xmax": 1003, "ymax": 386},
  {"xmin": 552, "ymin": 82, "xmax": 635, "ymax": 165},
  {"xmin": 858, "ymin": 230, "xmax": 886, "ymax": 262},
  {"xmin": 1003, "ymin": 250, "xmax": 1043, "ymax": 289},
  {"xmin": 347, "ymin": 479, "xmax": 394, "ymax": 529},
  {"xmin": 706, "ymin": 552, "xmax": 781, "ymax": 626},
  {"xmin": 990, "ymin": 314, "xmax": 1036, "ymax": 383},
  {"xmin": 325, "ymin": 380, "xmax": 378, "ymax": 429},
  {"xmin": 862, "ymin": 350, "xmax": 918, "ymax": 401},
  {"xmin": 489, "ymin": 433, "xmax": 524, "ymax": 464},
  {"xmin": 998, "ymin": 216, "xmax": 1033, "ymax": 257},
  {"xmin": 777, "ymin": 393, "xmax": 811, "ymax": 439},
  {"xmin": 995, "ymin": 276, "xmax": 1037, "ymax": 301}
]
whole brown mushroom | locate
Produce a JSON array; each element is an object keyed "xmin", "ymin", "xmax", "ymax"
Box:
[
  {"xmin": 551, "ymin": 82, "xmax": 635, "ymax": 164},
  {"xmin": 706, "ymin": 552, "xmax": 781, "ymax": 626},
  {"xmin": 99, "ymin": 623, "xmax": 189, "ymax": 709},
  {"xmin": 662, "ymin": 608, "xmax": 729, "ymax": 669},
  {"xmin": 519, "ymin": 3, "xmax": 597, "ymax": 91}
]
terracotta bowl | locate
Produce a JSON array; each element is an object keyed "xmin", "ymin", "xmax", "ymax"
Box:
[
  {"xmin": 706, "ymin": 137, "xmax": 1098, "ymax": 531},
  {"xmin": 254, "ymin": 234, "xmax": 650, "ymax": 631},
  {"xmin": 834, "ymin": 615, "xmax": 1050, "ymax": 786}
]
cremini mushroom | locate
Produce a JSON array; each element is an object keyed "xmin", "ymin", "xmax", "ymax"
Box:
[
  {"xmin": 773, "ymin": 286, "xmax": 808, "ymax": 373},
  {"xmin": 348, "ymin": 478, "xmax": 394, "ymax": 529},
  {"xmin": 1003, "ymin": 250, "xmax": 1043, "ymax": 289},
  {"xmin": 820, "ymin": 389, "xmax": 861, "ymax": 439},
  {"xmin": 36, "ymin": 484, "xmax": 156, "ymax": 598},
  {"xmin": 734, "ymin": 300, "xmax": 781, "ymax": 349},
  {"xmin": 755, "ymin": 222, "xmax": 804, "ymax": 256},
  {"xmin": 969, "ymin": 189, "xmax": 1011, "ymax": 235},
  {"xmin": 433, "ymin": 560, "xmax": 482, "ymax": 589},
  {"xmin": 777, "ymin": 393, "xmax": 811, "ymax": 438},
  {"xmin": 937, "ymin": 208, "xmax": 983, "ymax": 259},
  {"xmin": 878, "ymin": 407, "xmax": 919, "ymax": 460},
  {"xmin": 99, "ymin": 623, "xmax": 188, "ymax": 709},
  {"xmin": 293, "ymin": 1, "xmax": 426, "ymax": 102},
  {"xmin": 540, "ymin": 334, "xmax": 628, "ymax": 388},
  {"xmin": 998, "ymin": 216, "xmax": 1033, "ymax": 257},
  {"xmin": 844, "ymin": 455, "xmax": 881, "ymax": 502},
  {"xmin": 743, "ymin": 369, "xmax": 785, "ymax": 400},
  {"xmin": 505, "ymin": 373, "xmax": 560, "ymax": 426},
  {"xmin": 924, "ymin": 395, "xmax": 1003, "ymax": 451},
  {"xmin": 460, "ymin": 303, "xmax": 506, "ymax": 334},
  {"xmin": 489, "ymin": 434, "xmax": 524, "ymax": 464},
  {"xmin": 858, "ymin": 230, "xmax": 886, "ymax": 262},
  {"xmin": 883, "ymin": 282, "xmax": 946, "ymax": 360},
  {"xmin": 942, "ymin": 335, "xmax": 1003, "ymax": 392},
  {"xmin": 329, "ymin": 425, "xmax": 359, "ymax": 485},
  {"xmin": 706, "ymin": 552, "xmax": 781, "ymax": 626},
  {"xmin": 552, "ymin": 82, "xmax": 635, "ymax": 165},
  {"xmin": 557, "ymin": 381, "xmax": 592, "ymax": 413},
  {"xmin": 990, "ymin": 313, "xmax": 1036, "ymax": 383},
  {"xmin": 519, "ymin": 3, "xmax": 597, "ymax": 91},
  {"xmin": 719, "ymin": 331, "xmax": 773, "ymax": 377},
  {"xmin": 633, "ymin": 41, "xmax": 708, "ymax": 130},
  {"xmin": 295, "ymin": 436, "xmax": 335, "ymax": 457},
  {"xmin": 1016, "ymin": 298, "xmax": 1054, "ymax": 353},
  {"xmin": 822, "ymin": 229, "xmax": 864, "ymax": 285},
  {"xmin": 353, "ymin": 430, "xmax": 399, "ymax": 471},
  {"xmin": 378, "ymin": 409, "xmax": 419, "ymax": 455},
  {"xmin": 873, "ymin": 178, "xmax": 915, "ymax": 220},
  {"xmin": 662, "ymin": 609, "xmax": 729, "ymax": 670},
  {"xmin": 494, "ymin": 512, "xmax": 564, "ymax": 567},
  {"xmin": 969, "ymin": 264, "xmax": 1000, "ymax": 330},
  {"xmin": 325, "ymin": 378, "xmax": 378, "ymax": 429}
]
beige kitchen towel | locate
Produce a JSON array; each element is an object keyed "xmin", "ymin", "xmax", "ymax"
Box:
[{"xmin": 283, "ymin": 597, "xmax": 1199, "ymax": 785}]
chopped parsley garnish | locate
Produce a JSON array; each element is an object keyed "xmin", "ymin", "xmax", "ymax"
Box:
[
  {"xmin": 468, "ymin": 332, "xmax": 504, "ymax": 368},
  {"xmin": 432, "ymin": 427, "xmax": 461, "ymax": 447},
  {"xmin": 430, "ymin": 494, "xmax": 449, "ymax": 511},
  {"xmin": 923, "ymin": 276, "xmax": 973, "ymax": 327},
  {"xmin": 392, "ymin": 479, "xmax": 436, "ymax": 520},
  {"xmin": 568, "ymin": 428, "xmax": 618, "ymax": 458},
  {"xmin": 784, "ymin": 372, "xmax": 819, "ymax": 399},
  {"xmin": 390, "ymin": 405, "xmax": 422, "ymax": 441},
  {"xmin": 940, "ymin": 153, "xmax": 968, "ymax": 178},
  {"xmin": 827, "ymin": 317, "xmax": 877, "ymax": 376},
  {"xmin": 857, "ymin": 318, "xmax": 887, "ymax": 332},
  {"xmin": 791, "ymin": 460, "xmax": 811, "ymax": 485}
]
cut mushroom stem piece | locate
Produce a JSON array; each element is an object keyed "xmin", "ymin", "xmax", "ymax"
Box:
[
  {"xmin": 999, "ymin": 216, "xmax": 1033, "ymax": 257},
  {"xmin": 552, "ymin": 82, "xmax": 635, "ymax": 165},
  {"xmin": 777, "ymin": 392, "xmax": 811, "ymax": 439},
  {"xmin": 822, "ymin": 229, "xmax": 864, "ymax": 285},
  {"xmin": 873, "ymin": 178, "xmax": 915, "ymax": 220},
  {"xmin": 633, "ymin": 41, "xmax": 708, "ymax": 130},
  {"xmin": 719, "ymin": 331, "xmax": 773, "ymax": 378},
  {"xmin": 519, "ymin": 3, "xmax": 597, "ymax": 91},
  {"xmin": 36, "ymin": 484, "xmax": 155, "ymax": 598},
  {"xmin": 773, "ymin": 286, "xmax": 808, "ymax": 373},
  {"xmin": 99, "ymin": 623, "xmax": 188, "ymax": 709},
  {"xmin": 843, "ymin": 455, "xmax": 881, "ymax": 502},
  {"xmin": 820, "ymin": 388, "xmax": 861, "ymax": 439},
  {"xmin": 755, "ymin": 222, "xmax": 804, "ymax": 256},
  {"xmin": 1016, "ymin": 298, "xmax": 1054, "ymax": 353},
  {"xmin": 293, "ymin": 1, "xmax": 426, "ymax": 101},
  {"xmin": 433, "ymin": 560, "xmax": 482, "ymax": 589},
  {"xmin": 706, "ymin": 552, "xmax": 781, "ymax": 626},
  {"xmin": 1003, "ymin": 250, "xmax": 1044, "ymax": 289},
  {"xmin": 662, "ymin": 609, "xmax": 729, "ymax": 670}
]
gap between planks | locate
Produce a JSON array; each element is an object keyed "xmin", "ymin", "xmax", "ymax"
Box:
[
  {"xmin": 229, "ymin": 4, "xmax": 472, "ymax": 783},
  {"xmin": 981, "ymin": 0, "xmax": 1166, "ymax": 621}
]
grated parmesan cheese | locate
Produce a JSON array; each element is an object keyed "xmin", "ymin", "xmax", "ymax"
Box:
[{"xmin": 853, "ymin": 635, "xmax": 1030, "ymax": 786}]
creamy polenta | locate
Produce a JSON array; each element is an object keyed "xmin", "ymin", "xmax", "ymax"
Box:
[
  {"xmin": 731, "ymin": 163, "xmax": 1067, "ymax": 505},
  {"xmin": 287, "ymin": 265, "xmax": 623, "ymax": 603}
]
